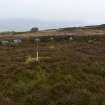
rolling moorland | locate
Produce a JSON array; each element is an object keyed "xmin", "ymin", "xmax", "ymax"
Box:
[{"xmin": 1, "ymin": 24, "xmax": 105, "ymax": 105}]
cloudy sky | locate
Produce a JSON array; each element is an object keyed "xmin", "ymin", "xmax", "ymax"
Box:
[{"xmin": 0, "ymin": 0, "xmax": 105, "ymax": 31}]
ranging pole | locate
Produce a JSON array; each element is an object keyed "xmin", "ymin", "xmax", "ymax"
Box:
[{"xmin": 35, "ymin": 38, "xmax": 40, "ymax": 62}]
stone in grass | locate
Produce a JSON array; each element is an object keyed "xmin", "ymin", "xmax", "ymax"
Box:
[
  {"xmin": 0, "ymin": 41, "xmax": 9, "ymax": 46},
  {"xmin": 69, "ymin": 37, "xmax": 73, "ymax": 41}
]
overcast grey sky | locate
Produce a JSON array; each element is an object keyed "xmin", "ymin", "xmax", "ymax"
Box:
[{"xmin": 0, "ymin": 0, "xmax": 105, "ymax": 31}]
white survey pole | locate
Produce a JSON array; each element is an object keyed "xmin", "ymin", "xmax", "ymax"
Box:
[
  {"xmin": 35, "ymin": 38, "xmax": 40, "ymax": 62},
  {"xmin": 36, "ymin": 39, "xmax": 39, "ymax": 61}
]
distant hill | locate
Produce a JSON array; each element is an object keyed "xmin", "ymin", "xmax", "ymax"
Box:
[
  {"xmin": 58, "ymin": 24, "xmax": 105, "ymax": 31},
  {"xmin": 0, "ymin": 23, "xmax": 105, "ymax": 40}
]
